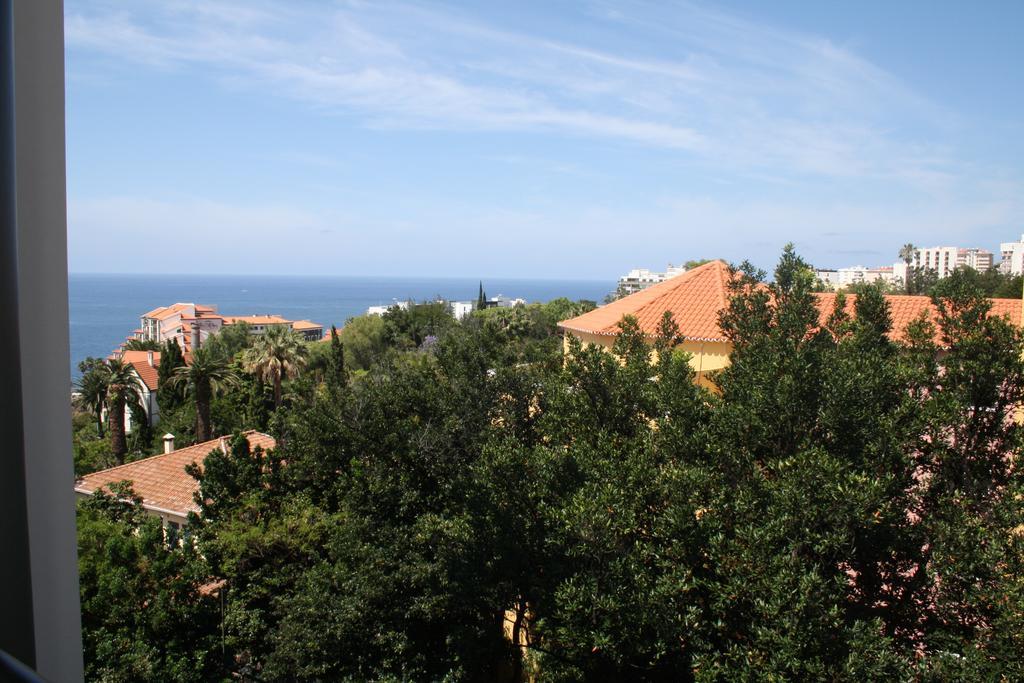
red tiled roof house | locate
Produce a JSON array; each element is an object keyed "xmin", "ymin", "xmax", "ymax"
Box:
[
  {"xmin": 74, "ymin": 431, "xmax": 276, "ymax": 530},
  {"xmin": 558, "ymin": 260, "xmax": 1023, "ymax": 387}
]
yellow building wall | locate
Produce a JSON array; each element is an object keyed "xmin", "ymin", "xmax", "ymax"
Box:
[{"xmin": 562, "ymin": 330, "xmax": 732, "ymax": 390}]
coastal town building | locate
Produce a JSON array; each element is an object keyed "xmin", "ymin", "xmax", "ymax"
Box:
[
  {"xmin": 449, "ymin": 301, "xmax": 474, "ymax": 320},
  {"xmin": 75, "ymin": 431, "xmax": 276, "ymax": 531},
  {"xmin": 1000, "ymin": 235, "xmax": 1024, "ymax": 276},
  {"xmin": 616, "ymin": 264, "xmax": 687, "ymax": 296},
  {"xmin": 367, "ymin": 298, "xmax": 513, "ymax": 318},
  {"xmin": 814, "ymin": 265, "xmax": 896, "ymax": 290},
  {"xmin": 133, "ymin": 303, "xmax": 323, "ymax": 352},
  {"xmin": 367, "ymin": 300, "xmax": 411, "ymax": 316},
  {"xmin": 482, "ymin": 295, "xmax": 527, "ymax": 309},
  {"xmin": 559, "ymin": 260, "xmax": 1023, "ymax": 388},
  {"xmin": 120, "ymin": 349, "xmax": 161, "ymax": 429},
  {"xmin": 899, "ymin": 246, "xmax": 995, "ymax": 279}
]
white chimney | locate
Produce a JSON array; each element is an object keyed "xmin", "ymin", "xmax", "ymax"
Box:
[
  {"xmin": 147, "ymin": 350, "xmax": 154, "ymax": 367},
  {"xmin": 163, "ymin": 433, "xmax": 175, "ymax": 454}
]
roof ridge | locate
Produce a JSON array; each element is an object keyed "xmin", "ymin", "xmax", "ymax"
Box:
[{"xmin": 76, "ymin": 431, "xmax": 271, "ymax": 483}]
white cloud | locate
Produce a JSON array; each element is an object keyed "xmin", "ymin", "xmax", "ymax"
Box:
[{"xmin": 65, "ymin": 0, "xmax": 961, "ymax": 183}]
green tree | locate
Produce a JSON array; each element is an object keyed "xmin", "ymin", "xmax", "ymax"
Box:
[
  {"xmin": 242, "ymin": 325, "xmax": 308, "ymax": 409},
  {"xmin": 203, "ymin": 321, "xmax": 253, "ymax": 361},
  {"xmin": 76, "ymin": 360, "xmax": 108, "ymax": 438},
  {"xmin": 104, "ymin": 358, "xmax": 144, "ymax": 464},
  {"xmin": 328, "ymin": 325, "xmax": 345, "ymax": 386},
  {"xmin": 338, "ymin": 314, "xmax": 388, "ymax": 372},
  {"xmin": 478, "ymin": 281, "xmax": 487, "ymax": 309},
  {"xmin": 123, "ymin": 338, "xmax": 161, "ymax": 351},
  {"xmin": 169, "ymin": 347, "xmax": 238, "ymax": 442},
  {"xmin": 157, "ymin": 338, "xmax": 186, "ymax": 415},
  {"xmin": 901, "ymin": 244, "xmax": 917, "ymax": 294},
  {"xmin": 77, "ymin": 483, "xmax": 219, "ymax": 681},
  {"xmin": 382, "ymin": 300, "xmax": 456, "ymax": 349}
]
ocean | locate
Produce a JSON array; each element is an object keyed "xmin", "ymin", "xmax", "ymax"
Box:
[{"xmin": 68, "ymin": 273, "xmax": 612, "ymax": 380}]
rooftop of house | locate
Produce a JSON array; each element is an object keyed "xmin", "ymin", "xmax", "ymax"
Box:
[
  {"xmin": 142, "ymin": 303, "xmax": 199, "ymax": 321},
  {"xmin": 560, "ymin": 260, "xmax": 735, "ymax": 342},
  {"xmin": 74, "ymin": 431, "xmax": 276, "ymax": 518},
  {"xmin": 221, "ymin": 314, "xmax": 292, "ymax": 326},
  {"xmin": 559, "ymin": 259, "xmax": 1022, "ymax": 345},
  {"xmin": 291, "ymin": 320, "xmax": 322, "ymax": 330},
  {"xmin": 120, "ymin": 350, "xmax": 161, "ymax": 391}
]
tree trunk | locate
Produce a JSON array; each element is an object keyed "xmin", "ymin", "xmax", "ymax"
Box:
[
  {"xmin": 273, "ymin": 374, "xmax": 282, "ymax": 409},
  {"xmin": 95, "ymin": 406, "xmax": 104, "ymax": 438},
  {"xmin": 196, "ymin": 381, "xmax": 212, "ymax": 442},
  {"xmin": 108, "ymin": 392, "xmax": 126, "ymax": 464},
  {"xmin": 510, "ymin": 598, "xmax": 527, "ymax": 683}
]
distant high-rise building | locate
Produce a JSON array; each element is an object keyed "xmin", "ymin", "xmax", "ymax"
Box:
[
  {"xmin": 1000, "ymin": 235, "xmax": 1024, "ymax": 275},
  {"xmin": 813, "ymin": 265, "xmax": 895, "ymax": 290},
  {"xmin": 903, "ymin": 245, "xmax": 994, "ymax": 279},
  {"xmin": 616, "ymin": 263, "xmax": 687, "ymax": 296}
]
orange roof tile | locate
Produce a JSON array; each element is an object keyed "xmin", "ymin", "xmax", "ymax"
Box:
[
  {"xmin": 74, "ymin": 431, "xmax": 276, "ymax": 517},
  {"xmin": 559, "ymin": 260, "xmax": 736, "ymax": 341},
  {"xmin": 142, "ymin": 305, "xmax": 169, "ymax": 319},
  {"xmin": 559, "ymin": 260, "xmax": 1023, "ymax": 345},
  {"xmin": 222, "ymin": 315, "xmax": 291, "ymax": 326},
  {"xmin": 291, "ymin": 320, "xmax": 322, "ymax": 330},
  {"xmin": 120, "ymin": 350, "xmax": 161, "ymax": 391},
  {"xmin": 148, "ymin": 303, "xmax": 194, "ymax": 321},
  {"xmin": 813, "ymin": 293, "xmax": 1022, "ymax": 344}
]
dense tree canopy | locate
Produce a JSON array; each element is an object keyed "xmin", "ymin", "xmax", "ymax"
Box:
[{"xmin": 75, "ymin": 251, "xmax": 1024, "ymax": 680}]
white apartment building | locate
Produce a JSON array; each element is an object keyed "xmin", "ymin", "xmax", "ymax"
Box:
[
  {"xmin": 814, "ymin": 266, "xmax": 895, "ymax": 290},
  {"xmin": 616, "ymin": 263, "xmax": 687, "ymax": 296},
  {"xmin": 1000, "ymin": 235, "xmax": 1024, "ymax": 275},
  {"xmin": 907, "ymin": 246, "xmax": 995, "ymax": 279},
  {"xmin": 366, "ymin": 301, "xmax": 412, "ymax": 316},
  {"xmin": 448, "ymin": 301, "xmax": 474, "ymax": 320}
]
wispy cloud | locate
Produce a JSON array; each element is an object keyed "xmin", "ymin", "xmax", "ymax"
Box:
[{"xmin": 65, "ymin": 0, "xmax": 962, "ymax": 184}]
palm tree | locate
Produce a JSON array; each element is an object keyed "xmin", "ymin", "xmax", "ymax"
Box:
[
  {"xmin": 168, "ymin": 347, "xmax": 238, "ymax": 443},
  {"xmin": 104, "ymin": 359, "xmax": 144, "ymax": 464},
  {"xmin": 242, "ymin": 325, "xmax": 308, "ymax": 409},
  {"xmin": 76, "ymin": 366, "xmax": 108, "ymax": 438},
  {"xmin": 899, "ymin": 243, "xmax": 916, "ymax": 294}
]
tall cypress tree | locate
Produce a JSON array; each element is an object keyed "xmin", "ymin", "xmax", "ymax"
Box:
[
  {"xmin": 329, "ymin": 325, "xmax": 345, "ymax": 388},
  {"xmin": 477, "ymin": 281, "xmax": 487, "ymax": 310}
]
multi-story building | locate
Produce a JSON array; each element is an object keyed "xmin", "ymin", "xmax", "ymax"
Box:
[
  {"xmin": 135, "ymin": 303, "xmax": 322, "ymax": 352},
  {"xmin": 904, "ymin": 246, "xmax": 995, "ymax": 279},
  {"xmin": 482, "ymin": 294, "xmax": 527, "ymax": 309},
  {"xmin": 616, "ymin": 263, "xmax": 687, "ymax": 296},
  {"xmin": 957, "ymin": 248, "xmax": 994, "ymax": 272},
  {"xmin": 1000, "ymin": 235, "xmax": 1024, "ymax": 275},
  {"xmin": 814, "ymin": 265, "xmax": 895, "ymax": 290}
]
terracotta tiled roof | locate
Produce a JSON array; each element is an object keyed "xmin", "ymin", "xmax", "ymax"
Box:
[
  {"xmin": 222, "ymin": 315, "xmax": 291, "ymax": 326},
  {"xmin": 559, "ymin": 260, "xmax": 1023, "ymax": 345},
  {"xmin": 291, "ymin": 320, "xmax": 322, "ymax": 330},
  {"xmin": 142, "ymin": 305, "xmax": 169, "ymax": 319},
  {"xmin": 813, "ymin": 293, "xmax": 1022, "ymax": 344},
  {"xmin": 148, "ymin": 303, "xmax": 194, "ymax": 321},
  {"xmin": 559, "ymin": 260, "xmax": 736, "ymax": 341},
  {"xmin": 120, "ymin": 350, "xmax": 161, "ymax": 391},
  {"xmin": 74, "ymin": 431, "xmax": 276, "ymax": 518}
]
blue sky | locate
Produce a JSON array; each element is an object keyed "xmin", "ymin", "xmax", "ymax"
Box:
[{"xmin": 65, "ymin": 0, "xmax": 1023, "ymax": 278}]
